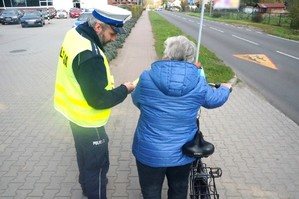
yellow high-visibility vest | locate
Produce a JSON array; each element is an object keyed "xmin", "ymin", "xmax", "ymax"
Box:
[{"xmin": 54, "ymin": 28, "xmax": 114, "ymax": 127}]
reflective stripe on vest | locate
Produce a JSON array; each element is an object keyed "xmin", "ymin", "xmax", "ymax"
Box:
[{"xmin": 54, "ymin": 28, "xmax": 114, "ymax": 127}]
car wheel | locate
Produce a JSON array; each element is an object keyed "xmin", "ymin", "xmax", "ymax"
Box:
[{"xmin": 21, "ymin": 25, "xmax": 25, "ymax": 28}]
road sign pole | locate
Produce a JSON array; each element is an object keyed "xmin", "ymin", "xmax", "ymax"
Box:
[{"xmin": 196, "ymin": 0, "xmax": 206, "ymax": 62}]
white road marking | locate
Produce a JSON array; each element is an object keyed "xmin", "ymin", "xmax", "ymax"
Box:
[
  {"xmin": 276, "ymin": 51, "xmax": 299, "ymax": 61},
  {"xmin": 210, "ymin": 27, "xmax": 224, "ymax": 33},
  {"xmin": 267, "ymin": 34, "xmax": 299, "ymax": 43},
  {"xmin": 232, "ymin": 35, "xmax": 259, "ymax": 45}
]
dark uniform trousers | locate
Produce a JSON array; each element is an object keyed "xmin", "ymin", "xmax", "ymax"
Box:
[{"xmin": 70, "ymin": 122, "xmax": 109, "ymax": 199}]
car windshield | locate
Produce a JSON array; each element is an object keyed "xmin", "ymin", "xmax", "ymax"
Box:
[
  {"xmin": 24, "ymin": 11, "xmax": 40, "ymax": 16},
  {"xmin": 71, "ymin": 8, "xmax": 81, "ymax": 12},
  {"xmin": 78, "ymin": 13, "xmax": 91, "ymax": 21},
  {"xmin": 3, "ymin": 10, "xmax": 17, "ymax": 15}
]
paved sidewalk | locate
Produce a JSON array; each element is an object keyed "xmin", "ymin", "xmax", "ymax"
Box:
[{"xmin": 0, "ymin": 11, "xmax": 299, "ymax": 199}]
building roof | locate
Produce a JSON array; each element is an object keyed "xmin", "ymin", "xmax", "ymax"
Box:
[{"xmin": 256, "ymin": 3, "xmax": 285, "ymax": 8}]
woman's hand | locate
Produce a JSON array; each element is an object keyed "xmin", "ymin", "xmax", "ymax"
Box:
[{"xmin": 194, "ymin": 62, "xmax": 202, "ymax": 69}]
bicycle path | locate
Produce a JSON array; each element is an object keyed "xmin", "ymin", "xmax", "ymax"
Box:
[{"xmin": 0, "ymin": 11, "xmax": 298, "ymax": 199}]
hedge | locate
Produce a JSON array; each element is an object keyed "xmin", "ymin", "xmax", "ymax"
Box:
[{"xmin": 104, "ymin": 5, "xmax": 143, "ymax": 61}]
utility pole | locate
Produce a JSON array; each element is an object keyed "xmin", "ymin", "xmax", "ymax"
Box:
[
  {"xmin": 46, "ymin": 0, "xmax": 50, "ymax": 24},
  {"xmin": 209, "ymin": 0, "xmax": 212, "ymax": 16},
  {"xmin": 196, "ymin": 0, "xmax": 205, "ymax": 62},
  {"xmin": 2, "ymin": 0, "xmax": 6, "ymax": 9}
]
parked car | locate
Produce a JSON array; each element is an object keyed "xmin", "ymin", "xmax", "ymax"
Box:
[
  {"xmin": 81, "ymin": 8, "xmax": 94, "ymax": 12},
  {"xmin": 20, "ymin": 10, "xmax": 45, "ymax": 27},
  {"xmin": 69, "ymin": 8, "xmax": 82, "ymax": 18},
  {"xmin": 40, "ymin": 9, "xmax": 55, "ymax": 19},
  {"xmin": 155, "ymin": 6, "xmax": 163, "ymax": 11},
  {"xmin": 72, "ymin": 12, "xmax": 92, "ymax": 27},
  {"xmin": 40, "ymin": 9, "xmax": 49, "ymax": 19},
  {"xmin": 170, "ymin": 7, "xmax": 180, "ymax": 12},
  {"xmin": 56, "ymin": 9, "xmax": 68, "ymax": 19},
  {"xmin": 0, "ymin": 9, "xmax": 23, "ymax": 25},
  {"xmin": 49, "ymin": 8, "xmax": 57, "ymax": 19}
]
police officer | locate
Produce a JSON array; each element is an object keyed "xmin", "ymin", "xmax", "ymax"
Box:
[{"xmin": 54, "ymin": 6, "xmax": 135, "ymax": 199}]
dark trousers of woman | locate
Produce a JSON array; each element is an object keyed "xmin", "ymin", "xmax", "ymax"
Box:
[
  {"xmin": 70, "ymin": 122, "xmax": 109, "ymax": 199},
  {"xmin": 136, "ymin": 160, "xmax": 191, "ymax": 199}
]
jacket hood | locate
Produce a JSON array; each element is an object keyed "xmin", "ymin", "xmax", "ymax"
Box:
[{"xmin": 149, "ymin": 60, "xmax": 199, "ymax": 97}]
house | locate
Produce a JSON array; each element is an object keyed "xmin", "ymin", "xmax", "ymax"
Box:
[{"xmin": 254, "ymin": 3, "xmax": 286, "ymax": 14}]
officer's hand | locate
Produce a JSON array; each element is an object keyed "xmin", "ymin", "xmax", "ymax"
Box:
[{"xmin": 123, "ymin": 82, "xmax": 135, "ymax": 94}]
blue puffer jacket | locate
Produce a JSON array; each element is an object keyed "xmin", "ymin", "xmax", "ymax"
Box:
[{"xmin": 131, "ymin": 60, "xmax": 230, "ymax": 167}]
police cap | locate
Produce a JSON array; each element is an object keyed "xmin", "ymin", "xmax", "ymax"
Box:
[{"xmin": 92, "ymin": 5, "xmax": 132, "ymax": 34}]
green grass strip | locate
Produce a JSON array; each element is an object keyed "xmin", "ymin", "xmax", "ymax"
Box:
[{"xmin": 149, "ymin": 11, "xmax": 234, "ymax": 83}]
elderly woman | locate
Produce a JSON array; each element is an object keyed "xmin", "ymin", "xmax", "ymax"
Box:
[{"xmin": 131, "ymin": 35, "xmax": 232, "ymax": 199}]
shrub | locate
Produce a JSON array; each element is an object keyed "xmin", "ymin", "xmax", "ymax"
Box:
[
  {"xmin": 288, "ymin": 0, "xmax": 299, "ymax": 29},
  {"xmin": 104, "ymin": 6, "xmax": 143, "ymax": 61},
  {"xmin": 130, "ymin": 5, "xmax": 143, "ymax": 18},
  {"xmin": 212, "ymin": 11, "xmax": 222, "ymax": 18},
  {"xmin": 252, "ymin": 12, "xmax": 263, "ymax": 23},
  {"xmin": 104, "ymin": 17, "xmax": 137, "ymax": 61}
]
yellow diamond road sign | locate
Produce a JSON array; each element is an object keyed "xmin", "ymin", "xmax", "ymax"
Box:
[{"xmin": 234, "ymin": 54, "xmax": 278, "ymax": 70}]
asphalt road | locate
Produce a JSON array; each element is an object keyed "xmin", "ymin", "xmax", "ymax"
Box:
[
  {"xmin": 156, "ymin": 10, "xmax": 299, "ymax": 125},
  {"xmin": 0, "ymin": 19, "xmax": 74, "ymax": 125}
]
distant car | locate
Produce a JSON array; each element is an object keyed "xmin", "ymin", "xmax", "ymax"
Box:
[
  {"xmin": 56, "ymin": 9, "xmax": 68, "ymax": 19},
  {"xmin": 20, "ymin": 10, "xmax": 45, "ymax": 27},
  {"xmin": 155, "ymin": 6, "xmax": 163, "ymax": 11},
  {"xmin": 170, "ymin": 7, "xmax": 180, "ymax": 12},
  {"xmin": 72, "ymin": 12, "xmax": 92, "ymax": 28},
  {"xmin": 0, "ymin": 9, "xmax": 23, "ymax": 25},
  {"xmin": 69, "ymin": 8, "xmax": 82, "ymax": 18},
  {"xmin": 49, "ymin": 8, "xmax": 57, "ymax": 19},
  {"xmin": 40, "ymin": 9, "xmax": 49, "ymax": 19},
  {"xmin": 40, "ymin": 9, "xmax": 55, "ymax": 19},
  {"xmin": 82, "ymin": 8, "xmax": 94, "ymax": 12}
]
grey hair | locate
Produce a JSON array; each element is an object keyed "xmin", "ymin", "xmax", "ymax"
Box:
[
  {"xmin": 163, "ymin": 36, "xmax": 196, "ymax": 63},
  {"xmin": 87, "ymin": 14, "xmax": 110, "ymax": 29}
]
